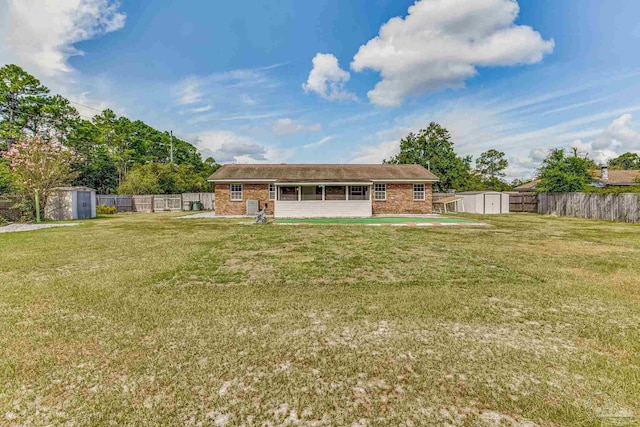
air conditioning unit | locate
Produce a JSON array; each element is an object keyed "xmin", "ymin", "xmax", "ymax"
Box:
[{"xmin": 246, "ymin": 200, "xmax": 259, "ymax": 215}]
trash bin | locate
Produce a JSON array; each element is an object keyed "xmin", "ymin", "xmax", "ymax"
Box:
[
  {"xmin": 183, "ymin": 200, "xmax": 193, "ymax": 211},
  {"xmin": 192, "ymin": 201, "xmax": 201, "ymax": 211}
]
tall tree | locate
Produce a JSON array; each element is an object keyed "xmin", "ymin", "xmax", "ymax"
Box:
[
  {"xmin": 609, "ymin": 152, "xmax": 640, "ymax": 170},
  {"xmin": 475, "ymin": 149, "xmax": 510, "ymax": 191},
  {"xmin": 67, "ymin": 119, "xmax": 118, "ymax": 193},
  {"xmin": 476, "ymin": 149, "xmax": 508, "ymax": 178},
  {"xmin": 537, "ymin": 149, "xmax": 594, "ymax": 193},
  {"xmin": 0, "ymin": 64, "xmax": 218, "ymax": 195},
  {"xmin": 92, "ymin": 109, "xmax": 135, "ymax": 185},
  {"xmin": 22, "ymin": 95, "xmax": 80, "ymax": 139},
  {"xmin": 0, "ymin": 65, "xmax": 50, "ymax": 148},
  {"xmin": 386, "ymin": 122, "xmax": 472, "ymax": 192}
]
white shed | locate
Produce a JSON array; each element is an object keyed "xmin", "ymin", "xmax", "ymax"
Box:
[
  {"xmin": 45, "ymin": 186, "xmax": 97, "ymax": 220},
  {"xmin": 457, "ymin": 191, "xmax": 510, "ymax": 214}
]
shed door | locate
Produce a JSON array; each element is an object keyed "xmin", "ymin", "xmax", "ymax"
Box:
[
  {"xmin": 484, "ymin": 194, "xmax": 502, "ymax": 214},
  {"xmin": 77, "ymin": 191, "xmax": 92, "ymax": 219}
]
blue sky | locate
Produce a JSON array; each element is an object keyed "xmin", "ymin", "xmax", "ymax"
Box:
[{"xmin": 1, "ymin": 0, "xmax": 640, "ymax": 179}]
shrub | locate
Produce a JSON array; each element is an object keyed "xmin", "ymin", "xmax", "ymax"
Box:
[
  {"xmin": 0, "ymin": 196, "xmax": 35, "ymax": 223},
  {"xmin": 97, "ymin": 204, "xmax": 117, "ymax": 215}
]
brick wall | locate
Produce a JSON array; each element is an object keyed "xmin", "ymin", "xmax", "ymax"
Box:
[
  {"xmin": 215, "ymin": 182, "xmax": 432, "ymax": 216},
  {"xmin": 215, "ymin": 184, "xmax": 274, "ymax": 216},
  {"xmin": 372, "ymin": 183, "xmax": 433, "ymax": 215}
]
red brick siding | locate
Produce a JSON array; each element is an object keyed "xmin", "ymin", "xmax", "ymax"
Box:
[
  {"xmin": 215, "ymin": 184, "xmax": 274, "ymax": 216},
  {"xmin": 372, "ymin": 183, "xmax": 433, "ymax": 215},
  {"xmin": 215, "ymin": 182, "xmax": 432, "ymax": 216}
]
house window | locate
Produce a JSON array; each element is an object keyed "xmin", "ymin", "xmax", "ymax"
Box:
[
  {"xmin": 279, "ymin": 186, "xmax": 298, "ymax": 201},
  {"xmin": 413, "ymin": 184, "xmax": 425, "ymax": 201},
  {"xmin": 269, "ymin": 184, "xmax": 276, "ymax": 200},
  {"xmin": 230, "ymin": 184, "xmax": 243, "ymax": 201},
  {"xmin": 325, "ymin": 186, "xmax": 346, "ymax": 200},
  {"xmin": 349, "ymin": 186, "xmax": 368, "ymax": 201},
  {"xmin": 374, "ymin": 183, "xmax": 386, "ymax": 201}
]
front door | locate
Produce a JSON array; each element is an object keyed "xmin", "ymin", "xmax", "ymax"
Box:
[{"xmin": 77, "ymin": 191, "xmax": 92, "ymax": 219}]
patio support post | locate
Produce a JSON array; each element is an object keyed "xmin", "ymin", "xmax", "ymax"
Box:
[
  {"xmin": 322, "ymin": 186, "xmax": 325, "ymax": 201},
  {"xmin": 298, "ymin": 186, "xmax": 301, "ymax": 201},
  {"xmin": 346, "ymin": 186, "xmax": 349, "ymax": 201}
]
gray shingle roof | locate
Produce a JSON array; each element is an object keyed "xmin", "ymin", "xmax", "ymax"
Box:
[{"xmin": 208, "ymin": 164, "xmax": 439, "ymax": 182}]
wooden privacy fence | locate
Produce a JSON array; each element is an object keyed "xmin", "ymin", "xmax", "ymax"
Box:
[
  {"xmin": 538, "ymin": 192, "xmax": 640, "ymax": 223},
  {"xmin": 153, "ymin": 194, "xmax": 182, "ymax": 212},
  {"xmin": 96, "ymin": 193, "xmax": 214, "ymax": 213},
  {"xmin": 132, "ymin": 195, "xmax": 154, "ymax": 213},
  {"xmin": 509, "ymin": 192, "xmax": 538, "ymax": 213},
  {"xmin": 182, "ymin": 192, "xmax": 215, "ymax": 210},
  {"xmin": 96, "ymin": 195, "xmax": 134, "ymax": 212}
]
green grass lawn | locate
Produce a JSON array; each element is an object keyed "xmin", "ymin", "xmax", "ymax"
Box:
[
  {"xmin": 1, "ymin": 213, "xmax": 639, "ymax": 426},
  {"xmin": 275, "ymin": 216, "xmax": 480, "ymax": 225}
]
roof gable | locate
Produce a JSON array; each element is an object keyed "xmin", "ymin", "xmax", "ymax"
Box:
[{"xmin": 208, "ymin": 164, "xmax": 439, "ymax": 182}]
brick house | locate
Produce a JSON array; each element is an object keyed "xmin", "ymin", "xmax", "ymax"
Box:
[{"xmin": 208, "ymin": 164, "xmax": 439, "ymax": 218}]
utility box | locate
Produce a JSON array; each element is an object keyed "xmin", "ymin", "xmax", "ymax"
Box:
[{"xmin": 246, "ymin": 200, "xmax": 259, "ymax": 215}]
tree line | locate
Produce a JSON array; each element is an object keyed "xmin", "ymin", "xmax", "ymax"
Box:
[
  {"xmin": 386, "ymin": 122, "xmax": 639, "ymax": 193},
  {"xmin": 0, "ymin": 64, "xmax": 218, "ymax": 197},
  {"xmin": 386, "ymin": 123, "xmax": 513, "ymax": 192}
]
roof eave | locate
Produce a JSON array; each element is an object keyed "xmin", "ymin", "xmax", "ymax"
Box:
[
  {"xmin": 370, "ymin": 178, "xmax": 439, "ymax": 182},
  {"xmin": 208, "ymin": 178, "xmax": 278, "ymax": 183}
]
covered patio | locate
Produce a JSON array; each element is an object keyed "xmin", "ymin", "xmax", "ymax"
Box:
[{"xmin": 274, "ymin": 183, "xmax": 372, "ymax": 218}]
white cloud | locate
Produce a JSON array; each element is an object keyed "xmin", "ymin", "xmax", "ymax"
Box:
[
  {"xmin": 0, "ymin": 0, "xmax": 126, "ymax": 77},
  {"xmin": 501, "ymin": 113, "xmax": 640, "ymax": 179},
  {"xmin": 351, "ymin": 139, "xmax": 400, "ymax": 164},
  {"xmin": 174, "ymin": 65, "xmax": 284, "ymax": 120},
  {"xmin": 193, "ymin": 130, "xmax": 292, "ymax": 164},
  {"xmin": 570, "ymin": 114, "xmax": 640, "ymax": 165},
  {"xmin": 351, "ymin": 0, "xmax": 554, "ymax": 107},
  {"xmin": 189, "ymin": 111, "xmax": 290, "ymax": 125},
  {"xmin": 241, "ymin": 94, "xmax": 257, "ymax": 105},
  {"xmin": 303, "ymin": 136, "xmax": 333, "ymax": 149},
  {"xmin": 175, "ymin": 76, "xmax": 204, "ymax": 106},
  {"xmin": 273, "ymin": 118, "xmax": 321, "ymax": 136},
  {"xmin": 190, "ymin": 105, "xmax": 213, "ymax": 114},
  {"xmin": 193, "ymin": 131, "xmax": 266, "ymax": 163},
  {"xmin": 302, "ymin": 53, "xmax": 357, "ymax": 101}
]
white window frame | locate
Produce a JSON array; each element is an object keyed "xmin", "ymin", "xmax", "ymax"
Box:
[
  {"xmin": 268, "ymin": 184, "xmax": 276, "ymax": 200},
  {"xmin": 413, "ymin": 183, "xmax": 425, "ymax": 201},
  {"xmin": 349, "ymin": 186, "xmax": 364, "ymax": 196},
  {"xmin": 374, "ymin": 183, "xmax": 386, "ymax": 201},
  {"xmin": 230, "ymin": 184, "xmax": 243, "ymax": 201}
]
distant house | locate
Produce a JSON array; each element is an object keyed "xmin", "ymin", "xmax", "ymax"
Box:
[
  {"xmin": 513, "ymin": 179, "xmax": 541, "ymax": 192},
  {"xmin": 208, "ymin": 164, "xmax": 439, "ymax": 218},
  {"xmin": 514, "ymin": 165, "xmax": 640, "ymax": 192},
  {"xmin": 591, "ymin": 166, "xmax": 640, "ymax": 187}
]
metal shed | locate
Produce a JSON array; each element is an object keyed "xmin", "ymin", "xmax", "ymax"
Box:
[
  {"xmin": 457, "ymin": 191, "xmax": 510, "ymax": 214},
  {"xmin": 45, "ymin": 186, "xmax": 97, "ymax": 221}
]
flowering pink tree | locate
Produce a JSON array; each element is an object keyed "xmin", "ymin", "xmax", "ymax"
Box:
[{"xmin": 1, "ymin": 136, "xmax": 77, "ymax": 221}]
